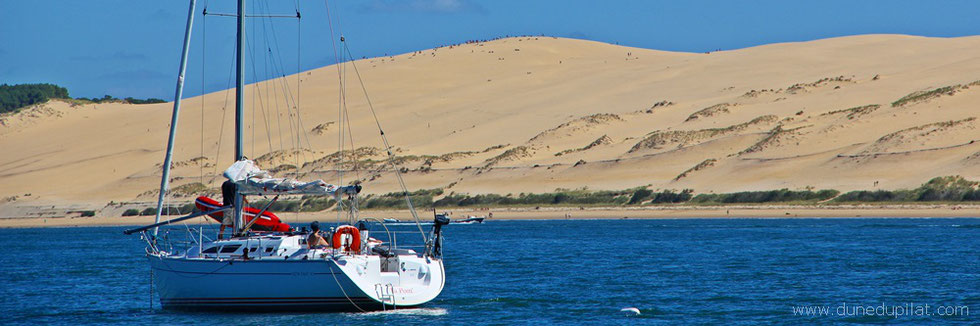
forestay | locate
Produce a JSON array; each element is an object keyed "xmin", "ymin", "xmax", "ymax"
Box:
[{"xmin": 223, "ymin": 159, "xmax": 359, "ymax": 196}]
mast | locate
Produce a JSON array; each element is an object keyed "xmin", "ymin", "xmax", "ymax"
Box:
[
  {"xmin": 232, "ymin": 0, "xmax": 246, "ymax": 234},
  {"xmin": 153, "ymin": 0, "xmax": 197, "ymax": 237}
]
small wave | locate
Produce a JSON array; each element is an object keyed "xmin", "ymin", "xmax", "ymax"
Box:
[{"xmin": 355, "ymin": 307, "xmax": 448, "ymax": 316}]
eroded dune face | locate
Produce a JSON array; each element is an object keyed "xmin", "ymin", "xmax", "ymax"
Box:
[{"xmin": 3, "ymin": 34, "xmax": 980, "ymax": 210}]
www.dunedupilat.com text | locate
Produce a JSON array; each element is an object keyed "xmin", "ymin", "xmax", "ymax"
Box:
[{"xmin": 792, "ymin": 303, "xmax": 969, "ymax": 318}]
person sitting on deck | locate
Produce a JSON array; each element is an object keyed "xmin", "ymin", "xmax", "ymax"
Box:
[{"xmin": 308, "ymin": 221, "xmax": 328, "ymax": 248}]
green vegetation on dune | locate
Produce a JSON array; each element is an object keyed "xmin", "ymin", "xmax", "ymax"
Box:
[
  {"xmin": 363, "ymin": 189, "xmax": 443, "ymax": 209},
  {"xmin": 821, "ymin": 104, "xmax": 880, "ymax": 120},
  {"xmin": 0, "ymin": 83, "xmax": 70, "ymax": 114},
  {"xmin": 116, "ymin": 176, "xmax": 980, "ymax": 217},
  {"xmin": 73, "ymin": 94, "xmax": 166, "ymax": 105},
  {"xmin": 891, "ymin": 85, "xmax": 957, "ymax": 107},
  {"xmin": 691, "ymin": 189, "xmax": 840, "ymax": 204},
  {"xmin": 835, "ymin": 176, "xmax": 980, "ymax": 202},
  {"xmin": 434, "ymin": 189, "xmax": 633, "ymax": 207},
  {"xmin": 1, "ymin": 83, "xmax": 166, "ymax": 115},
  {"xmin": 250, "ymin": 196, "xmax": 337, "ymax": 213},
  {"xmin": 121, "ymin": 203, "xmax": 196, "ymax": 217},
  {"xmin": 360, "ymin": 188, "xmax": 693, "ymax": 209},
  {"xmin": 629, "ymin": 115, "xmax": 778, "ymax": 152}
]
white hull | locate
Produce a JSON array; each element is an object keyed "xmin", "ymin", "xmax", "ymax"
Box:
[{"xmin": 150, "ymin": 251, "xmax": 445, "ymax": 311}]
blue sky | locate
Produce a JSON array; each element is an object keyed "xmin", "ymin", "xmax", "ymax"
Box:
[{"xmin": 1, "ymin": 0, "xmax": 979, "ymax": 99}]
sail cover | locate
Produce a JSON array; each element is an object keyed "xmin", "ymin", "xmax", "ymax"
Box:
[{"xmin": 223, "ymin": 159, "xmax": 358, "ymax": 196}]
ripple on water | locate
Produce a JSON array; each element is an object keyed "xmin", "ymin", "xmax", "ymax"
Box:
[{"xmin": 0, "ymin": 219, "xmax": 976, "ymax": 325}]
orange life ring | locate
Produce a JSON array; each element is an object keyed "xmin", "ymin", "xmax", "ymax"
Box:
[{"xmin": 332, "ymin": 225, "xmax": 361, "ymax": 253}]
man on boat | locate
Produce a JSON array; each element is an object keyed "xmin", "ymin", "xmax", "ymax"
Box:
[
  {"xmin": 219, "ymin": 180, "xmax": 239, "ymax": 239},
  {"xmin": 308, "ymin": 221, "xmax": 328, "ymax": 248}
]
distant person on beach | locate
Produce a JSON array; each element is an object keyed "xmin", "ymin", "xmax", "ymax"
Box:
[{"xmin": 307, "ymin": 221, "xmax": 328, "ymax": 248}]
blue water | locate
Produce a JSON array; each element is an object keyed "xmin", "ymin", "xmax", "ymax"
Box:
[{"xmin": 1, "ymin": 218, "xmax": 978, "ymax": 325}]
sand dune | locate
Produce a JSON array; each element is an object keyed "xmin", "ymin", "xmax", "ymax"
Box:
[{"xmin": 3, "ymin": 34, "xmax": 980, "ymax": 217}]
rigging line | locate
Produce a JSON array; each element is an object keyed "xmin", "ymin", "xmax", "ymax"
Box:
[
  {"xmin": 346, "ymin": 98, "xmax": 358, "ymax": 182},
  {"xmin": 264, "ymin": 37, "xmax": 298, "ymax": 156},
  {"xmin": 329, "ymin": 260, "xmax": 368, "ymax": 313},
  {"xmin": 260, "ymin": 38, "xmax": 275, "ymax": 156},
  {"xmin": 200, "ymin": 2, "xmax": 207, "ymax": 185},
  {"xmin": 258, "ymin": 3, "xmax": 285, "ymax": 157},
  {"xmin": 258, "ymin": 6, "xmax": 295, "ymax": 128},
  {"xmin": 323, "ymin": 0, "xmax": 354, "ymax": 224},
  {"xmin": 270, "ymin": 58, "xmax": 286, "ymax": 153},
  {"xmin": 256, "ymin": 4, "xmax": 286, "ymax": 157},
  {"xmin": 264, "ymin": 2, "xmax": 298, "ymax": 225},
  {"xmin": 342, "ymin": 42, "xmax": 426, "ymax": 239},
  {"xmin": 263, "ymin": 48, "xmax": 275, "ymax": 155},
  {"xmin": 282, "ymin": 67, "xmax": 298, "ymax": 155},
  {"xmin": 249, "ymin": 11, "xmax": 257, "ymax": 159},
  {"xmin": 258, "ymin": 4, "xmax": 278, "ymax": 157},
  {"xmin": 261, "ymin": 0, "xmax": 304, "ymax": 178},
  {"xmin": 247, "ymin": 4, "xmax": 279, "ymax": 162},
  {"xmin": 338, "ymin": 44, "xmax": 352, "ymax": 224},
  {"xmin": 340, "ymin": 50, "xmax": 358, "ymax": 182},
  {"xmin": 295, "ymin": 2, "xmax": 306, "ymax": 179},
  {"xmin": 335, "ymin": 36, "xmax": 358, "ymax": 182},
  {"xmin": 204, "ymin": 12, "xmax": 298, "ymax": 18},
  {"xmin": 339, "ymin": 86, "xmax": 356, "ymax": 180},
  {"xmin": 261, "ymin": 1, "xmax": 312, "ymax": 165},
  {"xmin": 258, "ymin": 5, "xmax": 275, "ymax": 156},
  {"xmin": 209, "ymin": 41, "xmax": 238, "ymax": 184},
  {"xmin": 336, "ymin": 63, "xmax": 348, "ymax": 223},
  {"xmin": 247, "ymin": 5, "xmax": 275, "ymax": 157},
  {"xmin": 327, "ymin": 1, "xmax": 348, "ymax": 224},
  {"xmin": 341, "ymin": 55, "xmax": 359, "ymax": 224}
]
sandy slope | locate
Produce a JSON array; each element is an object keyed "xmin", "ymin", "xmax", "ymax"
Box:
[{"xmin": 3, "ymin": 34, "xmax": 980, "ymax": 217}]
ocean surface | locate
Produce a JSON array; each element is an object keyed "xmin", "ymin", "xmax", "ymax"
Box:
[{"xmin": 1, "ymin": 218, "xmax": 978, "ymax": 325}]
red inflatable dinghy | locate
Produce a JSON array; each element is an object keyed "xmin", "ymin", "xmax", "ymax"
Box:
[{"xmin": 195, "ymin": 196, "xmax": 290, "ymax": 232}]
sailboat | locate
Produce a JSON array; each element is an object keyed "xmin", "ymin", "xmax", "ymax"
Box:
[{"xmin": 124, "ymin": 0, "xmax": 447, "ymax": 311}]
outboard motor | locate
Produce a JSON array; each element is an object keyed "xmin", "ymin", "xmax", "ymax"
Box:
[{"xmin": 430, "ymin": 213, "xmax": 451, "ymax": 257}]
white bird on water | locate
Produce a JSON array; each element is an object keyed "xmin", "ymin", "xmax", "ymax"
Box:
[{"xmin": 620, "ymin": 307, "xmax": 641, "ymax": 315}]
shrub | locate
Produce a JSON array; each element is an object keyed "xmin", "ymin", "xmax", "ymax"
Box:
[
  {"xmin": 835, "ymin": 190, "xmax": 911, "ymax": 202},
  {"xmin": 628, "ymin": 188, "xmax": 653, "ymax": 204},
  {"xmin": 691, "ymin": 189, "xmax": 839, "ymax": 204},
  {"xmin": 430, "ymin": 189, "xmax": 634, "ymax": 207},
  {"xmin": 364, "ymin": 195, "xmax": 432, "ymax": 209},
  {"xmin": 650, "ymin": 189, "xmax": 694, "ymax": 204},
  {"xmin": 122, "ymin": 209, "xmax": 140, "ymax": 216},
  {"xmin": 249, "ymin": 197, "xmax": 337, "ymax": 212}
]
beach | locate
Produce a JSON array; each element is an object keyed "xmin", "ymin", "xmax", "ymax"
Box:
[{"xmin": 3, "ymin": 204, "xmax": 979, "ymax": 228}]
